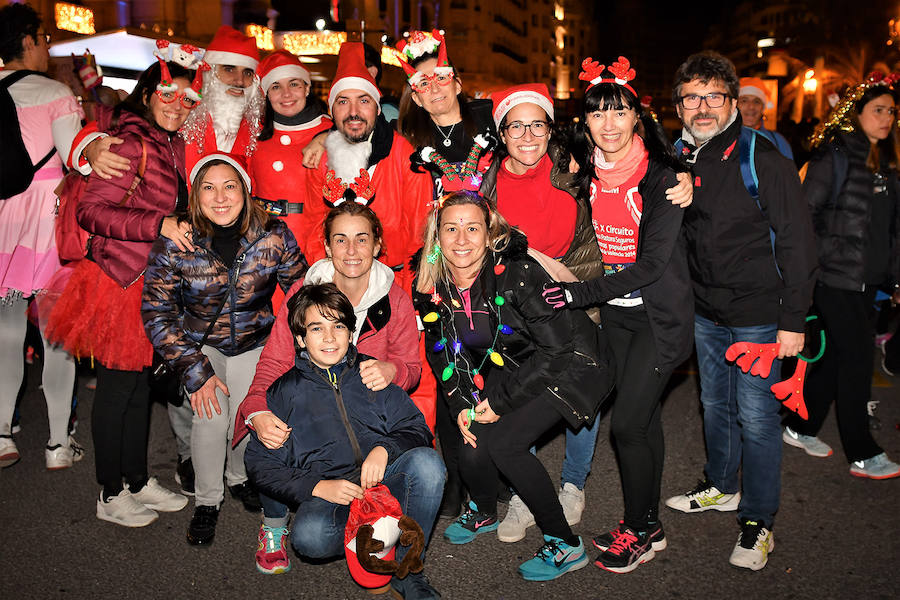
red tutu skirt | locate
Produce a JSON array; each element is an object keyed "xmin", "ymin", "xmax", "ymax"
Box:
[{"xmin": 44, "ymin": 259, "xmax": 153, "ymax": 371}]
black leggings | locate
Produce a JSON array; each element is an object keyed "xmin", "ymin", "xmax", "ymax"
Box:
[
  {"xmin": 603, "ymin": 306, "xmax": 672, "ymax": 531},
  {"xmin": 93, "ymin": 365, "xmax": 151, "ymax": 495},
  {"xmin": 458, "ymin": 394, "xmax": 573, "ymax": 541},
  {"xmin": 785, "ymin": 284, "xmax": 882, "ymax": 462}
]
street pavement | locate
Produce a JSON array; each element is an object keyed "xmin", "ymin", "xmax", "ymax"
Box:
[{"xmin": 1, "ymin": 357, "xmax": 897, "ymax": 600}]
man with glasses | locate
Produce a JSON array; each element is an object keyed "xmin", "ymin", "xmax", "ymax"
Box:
[
  {"xmin": 664, "ymin": 51, "xmax": 816, "ymax": 571},
  {"xmin": 0, "ymin": 3, "xmax": 81, "ymax": 471}
]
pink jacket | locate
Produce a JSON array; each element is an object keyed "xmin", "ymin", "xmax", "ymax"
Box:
[{"xmin": 233, "ymin": 278, "xmax": 421, "ymax": 445}]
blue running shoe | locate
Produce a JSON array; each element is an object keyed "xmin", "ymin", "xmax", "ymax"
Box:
[
  {"xmin": 443, "ymin": 501, "xmax": 498, "ymax": 544},
  {"xmin": 518, "ymin": 534, "xmax": 589, "ymax": 581}
]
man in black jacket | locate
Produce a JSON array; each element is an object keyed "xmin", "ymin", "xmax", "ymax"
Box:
[{"xmin": 663, "ymin": 52, "xmax": 816, "ymax": 571}]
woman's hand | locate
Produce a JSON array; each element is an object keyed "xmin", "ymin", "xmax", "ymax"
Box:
[
  {"xmin": 302, "ymin": 133, "xmax": 328, "ymax": 168},
  {"xmin": 360, "ymin": 446, "xmax": 388, "ymax": 489},
  {"xmin": 457, "ymin": 409, "xmax": 478, "ymax": 448},
  {"xmin": 85, "ymin": 136, "xmax": 129, "ymax": 179},
  {"xmin": 472, "ymin": 399, "xmax": 499, "ymax": 424},
  {"xmin": 249, "ymin": 411, "xmax": 292, "ymax": 449},
  {"xmin": 359, "ymin": 359, "xmax": 397, "ymax": 391},
  {"xmin": 190, "ymin": 375, "xmax": 229, "ymax": 419},
  {"xmin": 312, "ymin": 479, "xmax": 364, "ymax": 505},
  {"xmin": 666, "ymin": 172, "xmax": 694, "ymax": 208},
  {"xmin": 160, "ymin": 216, "xmax": 194, "ymax": 252}
]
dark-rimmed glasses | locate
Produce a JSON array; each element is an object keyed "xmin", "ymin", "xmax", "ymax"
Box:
[
  {"xmin": 503, "ymin": 120, "xmax": 549, "ymax": 139},
  {"xmin": 679, "ymin": 93, "xmax": 729, "ymax": 110}
]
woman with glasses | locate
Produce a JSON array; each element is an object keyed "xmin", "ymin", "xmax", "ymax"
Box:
[
  {"xmin": 46, "ymin": 57, "xmax": 199, "ymax": 527},
  {"xmin": 540, "ymin": 57, "xmax": 694, "ymax": 573},
  {"xmin": 781, "ymin": 75, "xmax": 900, "ymax": 479},
  {"xmin": 477, "ymin": 83, "xmax": 692, "ymax": 544}
]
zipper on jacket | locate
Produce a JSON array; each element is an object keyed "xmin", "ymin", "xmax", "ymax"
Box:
[{"xmin": 317, "ymin": 366, "xmax": 364, "ymax": 467}]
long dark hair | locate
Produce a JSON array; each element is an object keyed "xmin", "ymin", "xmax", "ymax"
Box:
[
  {"xmin": 397, "ymin": 51, "xmax": 479, "ymax": 149},
  {"xmin": 112, "ymin": 60, "xmax": 195, "ymax": 130},
  {"xmin": 851, "ymin": 86, "xmax": 900, "ymax": 172},
  {"xmin": 187, "ymin": 159, "xmax": 269, "ymax": 238},
  {"xmin": 572, "ymin": 82, "xmax": 687, "ymax": 196}
]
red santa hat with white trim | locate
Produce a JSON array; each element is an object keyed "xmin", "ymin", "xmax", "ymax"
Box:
[
  {"xmin": 189, "ymin": 152, "xmax": 253, "ymax": 192},
  {"xmin": 258, "ymin": 50, "xmax": 311, "ymax": 94},
  {"xmin": 739, "ymin": 77, "xmax": 774, "ymax": 110},
  {"xmin": 203, "ymin": 25, "xmax": 260, "ymax": 71},
  {"xmin": 491, "ymin": 83, "xmax": 554, "ymax": 130},
  {"xmin": 328, "ymin": 41, "xmax": 382, "ymax": 112}
]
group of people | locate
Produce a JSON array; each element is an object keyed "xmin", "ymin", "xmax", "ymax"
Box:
[{"xmin": 2, "ymin": 4, "xmax": 899, "ymax": 599}]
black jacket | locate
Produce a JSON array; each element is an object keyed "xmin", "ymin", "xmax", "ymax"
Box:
[
  {"xmin": 413, "ymin": 233, "xmax": 614, "ymax": 429},
  {"xmin": 564, "ymin": 159, "xmax": 694, "ymax": 372},
  {"xmin": 678, "ymin": 114, "xmax": 816, "ymax": 332},
  {"xmin": 804, "ymin": 130, "xmax": 900, "ymax": 291}
]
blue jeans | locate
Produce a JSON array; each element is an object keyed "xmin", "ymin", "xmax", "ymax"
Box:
[
  {"xmin": 561, "ymin": 417, "xmax": 600, "ymax": 489},
  {"xmin": 694, "ymin": 314, "xmax": 782, "ymax": 527},
  {"xmin": 290, "ymin": 447, "xmax": 446, "ymax": 563}
]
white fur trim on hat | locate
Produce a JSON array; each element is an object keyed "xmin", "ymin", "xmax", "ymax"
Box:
[
  {"xmin": 203, "ymin": 50, "xmax": 259, "ymax": 71},
  {"xmin": 262, "ymin": 64, "xmax": 311, "ymax": 92},
  {"xmin": 739, "ymin": 84, "xmax": 773, "ymax": 110},
  {"xmin": 492, "ymin": 91, "xmax": 555, "ymax": 129},
  {"xmin": 329, "ymin": 77, "xmax": 382, "ymax": 111},
  {"xmin": 189, "ymin": 154, "xmax": 252, "ymax": 193}
]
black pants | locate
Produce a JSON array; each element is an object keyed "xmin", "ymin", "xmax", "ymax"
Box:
[
  {"xmin": 785, "ymin": 284, "xmax": 882, "ymax": 462},
  {"xmin": 435, "ymin": 387, "xmax": 463, "ymax": 492},
  {"xmin": 93, "ymin": 365, "xmax": 151, "ymax": 493},
  {"xmin": 603, "ymin": 306, "xmax": 672, "ymax": 531},
  {"xmin": 459, "ymin": 394, "xmax": 573, "ymax": 541}
]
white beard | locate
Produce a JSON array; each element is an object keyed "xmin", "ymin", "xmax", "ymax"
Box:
[
  {"xmin": 325, "ymin": 130, "xmax": 372, "ymax": 183},
  {"xmin": 180, "ymin": 68, "xmax": 263, "ymax": 154}
]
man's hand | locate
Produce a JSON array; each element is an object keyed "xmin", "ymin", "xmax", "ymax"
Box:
[
  {"xmin": 776, "ymin": 330, "xmax": 805, "ymax": 359},
  {"xmin": 249, "ymin": 411, "xmax": 292, "ymax": 449},
  {"xmin": 360, "ymin": 446, "xmax": 388, "ymax": 489},
  {"xmin": 666, "ymin": 172, "xmax": 693, "ymax": 208},
  {"xmin": 85, "ymin": 136, "xmax": 130, "ymax": 179},
  {"xmin": 190, "ymin": 375, "xmax": 229, "ymax": 419},
  {"xmin": 312, "ymin": 479, "xmax": 364, "ymax": 505},
  {"xmin": 359, "ymin": 359, "xmax": 397, "ymax": 391},
  {"xmin": 302, "ymin": 132, "xmax": 328, "ymax": 168},
  {"xmin": 160, "ymin": 216, "xmax": 194, "ymax": 252}
]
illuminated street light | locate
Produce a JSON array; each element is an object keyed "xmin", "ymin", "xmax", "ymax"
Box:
[
  {"xmin": 803, "ymin": 69, "xmax": 818, "ymax": 93},
  {"xmin": 315, "ymin": 18, "xmax": 327, "ymax": 31}
]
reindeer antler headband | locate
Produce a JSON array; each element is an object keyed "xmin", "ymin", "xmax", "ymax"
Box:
[{"xmin": 579, "ymin": 56, "xmax": 637, "ymax": 95}]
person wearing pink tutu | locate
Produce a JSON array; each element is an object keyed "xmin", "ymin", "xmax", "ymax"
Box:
[{"xmin": 45, "ymin": 55, "xmax": 196, "ymax": 527}]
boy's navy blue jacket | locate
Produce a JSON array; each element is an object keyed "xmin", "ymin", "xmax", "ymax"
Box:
[{"xmin": 244, "ymin": 345, "xmax": 433, "ymax": 506}]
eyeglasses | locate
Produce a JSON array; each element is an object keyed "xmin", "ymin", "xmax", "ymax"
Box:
[
  {"xmin": 503, "ymin": 120, "xmax": 549, "ymax": 139},
  {"xmin": 36, "ymin": 31, "xmax": 51, "ymax": 44},
  {"xmin": 410, "ymin": 71, "xmax": 455, "ymax": 94},
  {"xmin": 679, "ymin": 92, "xmax": 730, "ymax": 110},
  {"xmin": 155, "ymin": 89, "xmax": 199, "ymax": 110}
]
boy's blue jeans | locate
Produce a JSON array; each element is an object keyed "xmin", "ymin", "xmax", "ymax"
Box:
[
  {"xmin": 693, "ymin": 314, "xmax": 782, "ymax": 527},
  {"xmin": 260, "ymin": 447, "xmax": 446, "ymax": 563}
]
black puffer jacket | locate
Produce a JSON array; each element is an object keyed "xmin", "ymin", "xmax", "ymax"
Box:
[
  {"xmin": 479, "ymin": 141, "xmax": 605, "ymax": 282},
  {"xmin": 413, "ymin": 232, "xmax": 614, "ymax": 429},
  {"xmin": 804, "ymin": 130, "xmax": 900, "ymax": 291},
  {"xmin": 563, "ymin": 159, "xmax": 694, "ymax": 373}
]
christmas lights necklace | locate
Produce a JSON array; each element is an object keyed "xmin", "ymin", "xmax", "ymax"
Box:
[
  {"xmin": 422, "ymin": 261, "xmax": 513, "ymax": 414},
  {"xmin": 435, "ymin": 122, "xmax": 457, "ymax": 147}
]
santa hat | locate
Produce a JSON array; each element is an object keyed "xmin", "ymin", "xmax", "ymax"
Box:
[
  {"xmin": 259, "ymin": 50, "xmax": 311, "ymax": 93},
  {"xmin": 190, "ymin": 152, "xmax": 252, "ymax": 193},
  {"xmin": 394, "ymin": 30, "xmax": 452, "ymax": 84},
  {"xmin": 328, "ymin": 42, "xmax": 381, "ymax": 111},
  {"xmin": 203, "ymin": 25, "xmax": 260, "ymax": 71},
  {"xmin": 344, "ymin": 485, "xmax": 403, "ymax": 589},
  {"xmin": 739, "ymin": 77, "xmax": 773, "ymax": 109},
  {"xmin": 492, "ymin": 83, "xmax": 554, "ymax": 129}
]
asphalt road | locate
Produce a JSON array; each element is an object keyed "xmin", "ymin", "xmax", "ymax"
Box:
[{"xmin": 1, "ymin": 357, "xmax": 897, "ymax": 600}]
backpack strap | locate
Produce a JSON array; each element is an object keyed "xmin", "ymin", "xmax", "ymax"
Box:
[
  {"xmin": 118, "ymin": 139, "xmax": 148, "ymax": 206},
  {"xmin": 2, "ymin": 70, "xmax": 56, "ymax": 175},
  {"xmin": 738, "ymin": 127, "xmax": 781, "ymax": 278}
]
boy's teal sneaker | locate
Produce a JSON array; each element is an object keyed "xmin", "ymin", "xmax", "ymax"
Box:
[
  {"xmin": 518, "ymin": 534, "xmax": 589, "ymax": 581},
  {"xmin": 443, "ymin": 501, "xmax": 498, "ymax": 544}
]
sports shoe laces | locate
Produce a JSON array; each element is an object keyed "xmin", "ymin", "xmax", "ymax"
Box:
[
  {"xmin": 261, "ymin": 526, "xmax": 288, "ymax": 552},
  {"xmin": 535, "ymin": 539, "xmax": 563, "ymax": 560},
  {"xmin": 686, "ymin": 479, "xmax": 713, "ymax": 497},
  {"xmin": 606, "ymin": 529, "xmax": 638, "ymax": 556},
  {"xmin": 739, "ymin": 520, "xmax": 764, "ymax": 549}
]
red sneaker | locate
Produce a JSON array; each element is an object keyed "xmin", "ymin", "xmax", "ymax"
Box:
[{"xmin": 256, "ymin": 524, "xmax": 291, "ymax": 575}]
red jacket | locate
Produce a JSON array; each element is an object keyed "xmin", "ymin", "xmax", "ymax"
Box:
[
  {"xmin": 77, "ymin": 106, "xmax": 186, "ymax": 288},
  {"xmin": 304, "ymin": 130, "xmax": 432, "ymax": 279},
  {"xmin": 184, "ymin": 113, "xmax": 256, "ymax": 173},
  {"xmin": 233, "ymin": 277, "xmax": 421, "ymax": 445}
]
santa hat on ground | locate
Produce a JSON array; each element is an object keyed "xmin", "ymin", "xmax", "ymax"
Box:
[
  {"xmin": 328, "ymin": 42, "xmax": 382, "ymax": 112},
  {"xmin": 203, "ymin": 25, "xmax": 259, "ymax": 70},
  {"xmin": 259, "ymin": 50, "xmax": 311, "ymax": 93},
  {"xmin": 344, "ymin": 485, "xmax": 403, "ymax": 589},
  {"xmin": 491, "ymin": 83, "xmax": 554, "ymax": 129},
  {"xmin": 739, "ymin": 77, "xmax": 774, "ymax": 109},
  {"xmin": 190, "ymin": 152, "xmax": 252, "ymax": 192}
]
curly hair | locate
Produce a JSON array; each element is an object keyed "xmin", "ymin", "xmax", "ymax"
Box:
[
  {"xmin": 672, "ymin": 51, "xmax": 740, "ymax": 107},
  {"xmin": 0, "ymin": 3, "xmax": 41, "ymax": 64}
]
